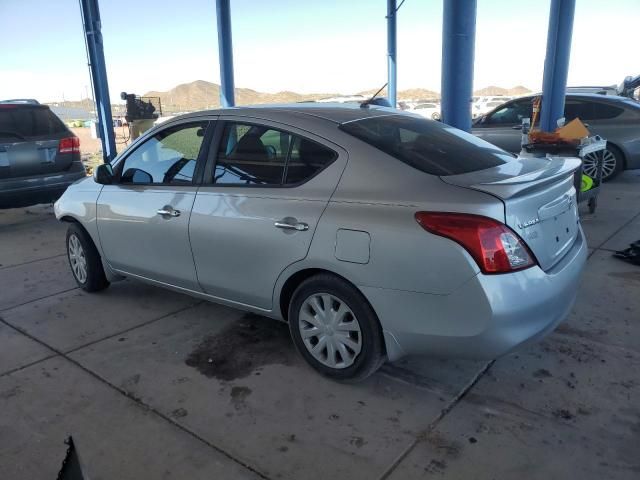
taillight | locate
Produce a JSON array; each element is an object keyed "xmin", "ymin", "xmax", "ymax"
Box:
[
  {"xmin": 58, "ymin": 137, "xmax": 80, "ymax": 154},
  {"xmin": 415, "ymin": 212, "xmax": 536, "ymax": 274}
]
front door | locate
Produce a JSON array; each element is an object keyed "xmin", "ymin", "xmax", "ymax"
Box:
[
  {"xmin": 189, "ymin": 118, "xmax": 347, "ymax": 310},
  {"xmin": 97, "ymin": 120, "xmax": 211, "ymax": 290},
  {"xmin": 473, "ymin": 98, "xmax": 533, "ymax": 153}
]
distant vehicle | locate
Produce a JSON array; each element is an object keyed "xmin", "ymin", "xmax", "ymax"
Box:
[
  {"xmin": 567, "ymin": 75, "xmax": 640, "ymax": 98},
  {"xmin": 316, "ymin": 95, "xmax": 367, "ymax": 104},
  {"xmin": 472, "ymin": 93, "xmax": 640, "ymax": 180},
  {"xmin": 412, "ymin": 102, "xmax": 441, "ymax": 120},
  {"xmin": 1, "ymin": 100, "xmax": 85, "ymax": 208},
  {"xmin": 566, "ymin": 86, "xmax": 619, "ymax": 96},
  {"xmin": 56, "ymin": 104, "xmax": 586, "ymax": 380},
  {"xmin": 473, "ymin": 96, "xmax": 513, "ymax": 118}
]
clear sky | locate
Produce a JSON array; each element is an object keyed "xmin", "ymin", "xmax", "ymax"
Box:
[{"xmin": 0, "ymin": 0, "xmax": 637, "ymax": 103}]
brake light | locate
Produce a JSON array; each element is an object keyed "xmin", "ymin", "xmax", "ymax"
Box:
[
  {"xmin": 415, "ymin": 212, "xmax": 536, "ymax": 274},
  {"xmin": 58, "ymin": 137, "xmax": 80, "ymax": 154}
]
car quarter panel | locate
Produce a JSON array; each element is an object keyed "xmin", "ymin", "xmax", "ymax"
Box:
[{"xmin": 273, "ymin": 138, "xmax": 506, "ymax": 309}]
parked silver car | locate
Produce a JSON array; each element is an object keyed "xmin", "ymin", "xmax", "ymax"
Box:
[
  {"xmin": 473, "ymin": 93, "xmax": 640, "ymax": 180},
  {"xmin": 55, "ymin": 105, "xmax": 587, "ymax": 380}
]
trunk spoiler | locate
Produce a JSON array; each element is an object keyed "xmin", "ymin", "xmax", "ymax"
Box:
[{"xmin": 440, "ymin": 156, "xmax": 582, "ymax": 199}]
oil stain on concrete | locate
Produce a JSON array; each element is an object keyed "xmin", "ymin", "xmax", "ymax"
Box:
[{"xmin": 185, "ymin": 313, "xmax": 298, "ymax": 381}]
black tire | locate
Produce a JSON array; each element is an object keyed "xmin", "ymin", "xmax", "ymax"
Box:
[
  {"xmin": 288, "ymin": 273, "xmax": 385, "ymax": 381},
  {"xmin": 584, "ymin": 144, "xmax": 624, "ymax": 182},
  {"xmin": 66, "ymin": 223, "xmax": 109, "ymax": 292}
]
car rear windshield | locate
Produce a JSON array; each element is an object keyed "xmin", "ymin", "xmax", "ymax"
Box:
[
  {"xmin": 0, "ymin": 106, "xmax": 68, "ymax": 141},
  {"xmin": 339, "ymin": 114, "xmax": 515, "ymax": 176}
]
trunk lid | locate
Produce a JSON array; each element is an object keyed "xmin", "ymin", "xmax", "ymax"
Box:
[{"xmin": 441, "ymin": 156, "xmax": 582, "ymax": 271}]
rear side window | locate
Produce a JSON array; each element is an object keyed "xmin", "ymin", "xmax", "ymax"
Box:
[
  {"xmin": 340, "ymin": 115, "xmax": 515, "ymax": 176},
  {"xmin": 564, "ymin": 100, "xmax": 624, "ymax": 121},
  {"xmin": 0, "ymin": 106, "xmax": 67, "ymax": 141},
  {"xmin": 214, "ymin": 122, "xmax": 336, "ymax": 186}
]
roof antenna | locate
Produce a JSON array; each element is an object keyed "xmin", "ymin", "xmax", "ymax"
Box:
[{"xmin": 360, "ymin": 83, "xmax": 391, "ymax": 108}]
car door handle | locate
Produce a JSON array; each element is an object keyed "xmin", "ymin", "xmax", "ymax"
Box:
[
  {"xmin": 157, "ymin": 207, "xmax": 181, "ymax": 217},
  {"xmin": 274, "ymin": 221, "xmax": 308, "ymax": 231}
]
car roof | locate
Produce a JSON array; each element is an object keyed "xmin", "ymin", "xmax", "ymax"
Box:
[
  {"xmin": 174, "ymin": 103, "xmax": 399, "ymax": 125},
  {"xmin": 523, "ymin": 92, "xmax": 632, "ymax": 103}
]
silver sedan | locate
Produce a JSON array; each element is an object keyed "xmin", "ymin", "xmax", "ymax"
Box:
[{"xmin": 55, "ymin": 105, "xmax": 587, "ymax": 381}]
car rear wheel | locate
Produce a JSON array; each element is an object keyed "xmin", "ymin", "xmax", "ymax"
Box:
[
  {"xmin": 288, "ymin": 274, "xmax": 385, "ymax": 381},
  {"xmin": 431, "ymin": 112, "xmax": 441, "ymax": 120},
  {"xmin": 66, "ymin": 224, "xmax": 109, "ymax": 292},
  {"xmin": 583, "ymin": 145, "xmax": 623, "ymax": 182}
]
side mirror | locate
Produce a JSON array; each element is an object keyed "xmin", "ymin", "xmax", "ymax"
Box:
[
  {"xmin": 93, "ymin": 163, "xmax": 114, "ymax": 185},
  {"xmin": 121, "ymin": 167, "xmax": 153, "ymax": 185}
]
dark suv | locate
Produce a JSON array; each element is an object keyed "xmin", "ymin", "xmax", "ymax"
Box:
[
  {"xmin": 0, "ymin": 100, "xmax": 86, "ymax": 208},
  {"xmin": 472, "ymin": 93, "xmax": 640, "ymax": 181}
]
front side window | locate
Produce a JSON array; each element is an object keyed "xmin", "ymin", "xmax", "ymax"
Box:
[
  {"xmin": 486, "ymin": 100, "xmax": 532, "ymax": 125},
  {"xmin": 213, "ymin": 122, "xmax": 336, "ymax": 186},
  {"xmin": 119, "ymin": 122, "xmax": 207, "ymax": 185}
]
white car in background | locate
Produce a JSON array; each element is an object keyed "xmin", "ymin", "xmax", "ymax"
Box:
[
  {"xmin": 473, "ymin": 97, "xmax": 513, "ymax": 118},
  {"xmin": 411, "ymin": 102, "xmax": 441, "ymax": 120}
]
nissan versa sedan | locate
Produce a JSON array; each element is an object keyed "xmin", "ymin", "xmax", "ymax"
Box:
[{"xmin": 54, "ymin": 104, "xmax": 587, "ymax": 381}]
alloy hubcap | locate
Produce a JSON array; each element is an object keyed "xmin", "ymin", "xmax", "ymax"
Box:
[
  {"xmin": 68, "ymin": 234, "xmax": 87, "ymax": 284},
  {"xmin": 298, "ymin": 293, "xmax": 362, "ymax": 369},
  {"xmin": 583, "ymin": 149, "xmax": 617, "ymax": 179}
]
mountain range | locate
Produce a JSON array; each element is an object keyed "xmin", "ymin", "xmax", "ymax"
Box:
[
  {"xmin": 47, "ymin": 81, "xmax": 532, "ymax": 116},
  {"xmin": 143, "ymin": 80, "xmax": 531, "ymax": 112}
]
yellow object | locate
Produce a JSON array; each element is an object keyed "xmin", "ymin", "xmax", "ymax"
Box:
[
  {"xmin": 581, "ymin": 174, "xmax": 594, "ymax": 192},
  {"xmin": 557, "ymin": 118, "xmax": 589, "ymax": 141}
]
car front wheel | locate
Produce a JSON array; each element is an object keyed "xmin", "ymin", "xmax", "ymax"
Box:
[
  {"xmin": 288, "ymin": 274, "xmax": 385, "ymax": 381},
  {"xmin": 66, "ymin": 224, "xmax": 109, "ymax": 292}
]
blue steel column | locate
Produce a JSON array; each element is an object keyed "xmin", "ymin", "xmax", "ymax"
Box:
[
  {"xmin": 387, "ymin": 0, "xmax": 397, "ymax": 108},
  {"xmin": 79, "ymin": 0, "xmax": 116, "ymax": 162},
  {"xmin": 440, "ymin": 0, "xmax": 477, "ymax": 132},
  {"xmin": 540, "ymin": 0, "xmax": 575, "ymax": 132},
  {"xmin": 216, "ymin": 0, "xmax": 235, "ymax": 107}
]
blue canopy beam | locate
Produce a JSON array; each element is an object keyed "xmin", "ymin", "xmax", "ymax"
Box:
[
  {"xmin": 216, "ymin": 0, "xmax": 236, "ymax": 107},
  {"xmin": 79, "ymin": 0, "xmax": 116, "ymax": 162},
  {"xmin": 440, "ymin": 0, "xmax": 477, "ymax": 132},
  {"xmin": 540, "ymin": 0, "xmax": 576, "ymax": 132},
  {"xmin": 387, "ymin": 0, "xmax": 397, "ymax": 107}
]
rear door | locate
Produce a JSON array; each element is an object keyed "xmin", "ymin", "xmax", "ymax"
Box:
[
  {"xmin": 0, "ymin": 105, "xmax": 76, "ymax": 179},
  {"xmin": 97, "ymin": 119, "xmax": 212, "ymax": 290},
  {"xmin": 473, "ymin": 98, "xmax": 533, "ymax": 153},
  {"xmin": 189, "ymin": 117, "xmax": 347, "ymax": 310}
]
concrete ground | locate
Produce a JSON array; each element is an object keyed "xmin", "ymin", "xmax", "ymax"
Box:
[{"xmin": 1, "ymin": 172, "xmax": 638, "ymax": 479}]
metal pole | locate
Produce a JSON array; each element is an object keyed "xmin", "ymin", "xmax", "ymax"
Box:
[
  {"xmin": 79, "ymin": 0, "xmax": 116, "ymax": 162},
  {"xmin": 540, "ymin": 0, "xmax": 575, "ymax": 132},
  {"xmin": 387, "ymin": 0, "xmax": 397, "ymax": 108},
  {"xmin": 216, "ymin": 0, "xmax": 235, "ymax": 107},
  {"xmin": 440, "ymin": 0, "xmax": 477, "ymax": 132}
]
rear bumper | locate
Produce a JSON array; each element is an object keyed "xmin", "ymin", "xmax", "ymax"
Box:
[
  {"xmin": 361, "ymin": 225, "xmax": 588, "ymax": 362},
  {"xmin": 0, "ymin": 165, "xmax": 86, "ymax": 208}
]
